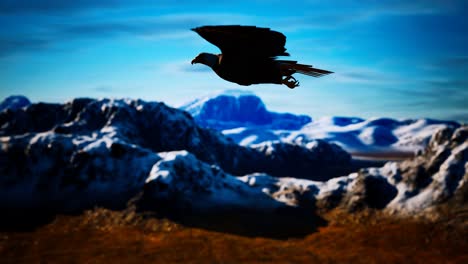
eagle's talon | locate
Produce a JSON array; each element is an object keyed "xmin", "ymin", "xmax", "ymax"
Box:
[{"xmin": 283, "ymin": 76, "xmax": 299, "ymax": 89}]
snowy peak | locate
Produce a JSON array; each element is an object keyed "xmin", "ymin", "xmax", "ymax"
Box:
[
  {"xmin": 0, "ymin": 95, "xmax": 31, "ymax": 112},
  {"xmin": 181, "ymin": 89, "xmax": 255, "ymax": 115},
  {"xmin": 195, "ymin": 93, "xmax": 270, "ymax": 123},
  {"xmin": 180, "ymin": 90, "xmax": 311, "ymax": 130},
  {"xmin": 180, "ymin": 91, "xmax": 460, "ymax": 154}
]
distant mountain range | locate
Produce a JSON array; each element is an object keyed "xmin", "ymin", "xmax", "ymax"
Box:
[
  {"xmin": 180, "ymin": 90, "xmax": 460, "ymax": 155},
  {"xmin": 181, "ymin": 90, "xmax": 311, "ymax": 130}
]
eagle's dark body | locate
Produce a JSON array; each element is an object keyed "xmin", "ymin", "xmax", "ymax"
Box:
[
  {"xmin": 191, "ymin": 25, "xmax": 332, "ymax": 89},
  {"xmin": 214, "ymin": 56, "xmax": 283, "ymax": 85}
]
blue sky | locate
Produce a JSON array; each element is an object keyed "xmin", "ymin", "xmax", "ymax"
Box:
[{"xmin": 1, "ymin": 0, "xmax": 467, "ymax": 122}]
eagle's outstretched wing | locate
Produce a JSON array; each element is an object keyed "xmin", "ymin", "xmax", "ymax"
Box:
[{"xmin": 192, "ymin": 25, "xmax": 289, "ymax": 58}]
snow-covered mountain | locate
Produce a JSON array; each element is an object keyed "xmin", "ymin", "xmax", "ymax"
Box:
[
  {"xmin": 0, "ymin": 97, "xmax": 350, "ymax": 212},
  {"xmin": 140, "ymin": 125, "xmax": 468, "ymax": 218},
  {"xmin": 285, "ymin": 117, "xmax": 460, "ymax": 154},
  {"xmin": 180, "ymin": 90, "xmax": 311, "ymax": 130},
  {"xmin": 182, "ymin": 91, "xmax": 460, "ymax": 155},
  {"xmin": 0, "ymin": 95, "xmax": 465, "ymax": 223},
  {"xmin": 0, "ymin": 95, "xmax": 30, "ymax": 112}
]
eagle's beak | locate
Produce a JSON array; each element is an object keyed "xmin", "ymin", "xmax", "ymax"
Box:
[{"xmin": 191, "ymin": 56, "xmax": 201, "ymax": 65}]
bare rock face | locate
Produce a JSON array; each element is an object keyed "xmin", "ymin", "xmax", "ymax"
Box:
[
  {"xmin": 336, "ymin": 125, "xmax": 468, "ymax": 217},
  {"xmin": 386, "ymin": 126, "xmax": 468, "ymax": 215},
  {"xmin": 138, "ymin": 126, "xmax": 467, "ymax": 221},
  {"xmin": 249, "ymin": 140, "xmax": 351, "ymax": 180}
]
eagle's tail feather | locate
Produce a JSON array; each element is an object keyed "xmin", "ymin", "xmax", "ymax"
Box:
[{"xmin": 279, "ymin": 61, "xmax": 333, "ymax": 78}]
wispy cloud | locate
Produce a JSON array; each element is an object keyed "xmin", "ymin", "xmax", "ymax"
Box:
[
  {"xmin": 331, "ymin": 66, "xmax": 403, "ymax": 85},
  {"xmin": 0, "ymin": 12, "xmax": 256, "ymax": 57},
  {"xmin": 179, "ymin": 64, "xmax": 212, "ymax": 73},
  {"xmin": 367, "ymin": 0, "xmax": 466, "ymax": 15},
  {"xmin": 0, "ymin": 0, "xmax": 123, "ymax": 14},
  {"xmin": 391, "ymin": 76, "xmax": 468, "ymax": 111},
  {"xmin": 0, "ymin": 37, "xmax": 50, "ymax": 56},
  {"xmin": 159, "ymin": 60, "xmax": 212, "ymax": 75},
  {"xmin": 0, "ymin": 1, "xmax": 243, "ymax": 15},
  {"xmin": 423, "ymin": 55, "xmax": 468, "ymax": 71},
  {"xmin": 274, "ymin": 0, "xmax": 467, "ymax": 31},
  {"xmin": 425, "ymin": 78, "xmax": 468, "ymax": 88},
  {"xmin": 55, "ymin": 13, "xmax": 252, "ymax": 38},
  {"xmin": 1, "ymin": 0, "xmax": 465, "ymax": 57},
  {"xmin": 93, "ymin": 85, "xmax": 115, "ymax": 93}
]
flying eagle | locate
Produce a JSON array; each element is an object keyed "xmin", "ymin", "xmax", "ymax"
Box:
[{"xmin": 191, "ymin": 25, "xmax": 333, "ymax": 89}]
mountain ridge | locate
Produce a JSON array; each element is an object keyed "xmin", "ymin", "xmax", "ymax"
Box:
[
  {"xmin": 180, "ymin": 91, "xmax": 460, "ymax": 153},
  {"xmin": 0, "ymin": 97, "xmax": 351, "ymax": 213},
  {"xmin": 0, "ymin": 94, "xmax": 465, "ymax": 224}
]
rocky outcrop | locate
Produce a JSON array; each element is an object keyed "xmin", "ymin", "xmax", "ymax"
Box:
[
  {"xmin": 1, "ymin": 96, "xmax": 465, "ymax": 222},
  {"xmin": 138, "ymin": 126, "xmax": 467, "ymax": 220},
  {"xmin": 0, "ymin": 97, "xmax": 351, "ymax": 212}
]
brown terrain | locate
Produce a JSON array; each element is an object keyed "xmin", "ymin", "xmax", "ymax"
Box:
[{"xmin": 1, "ymin": 208, "xmax": 467, "ymax": 264}]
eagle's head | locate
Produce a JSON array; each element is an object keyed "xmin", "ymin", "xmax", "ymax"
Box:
[{"xmin": 191, "ymin": 52, "xmax": 219, "ymax": 68}]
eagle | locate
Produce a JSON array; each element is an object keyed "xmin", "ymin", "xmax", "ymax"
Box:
[{"xmin": 191, "ymin": 25, "xmax": 333, "ymax": 89}]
